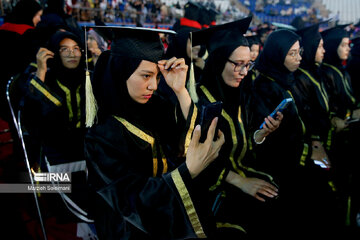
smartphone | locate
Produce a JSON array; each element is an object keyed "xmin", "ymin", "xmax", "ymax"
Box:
[
  {"xmin": 199, "ymin": 101, "xmax": 223, "ymax": 143},
  {"xmin": 259, "ymin": 98, "xmax": 293, "ymax": 129}
]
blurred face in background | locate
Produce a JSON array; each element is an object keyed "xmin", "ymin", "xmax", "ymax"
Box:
[
  {"xmin": 337, "ymin": 37, "xmax": 350, "ymax": 60},
  {"xmin": 315, "ymin": 39, "xmax": 325, "ymax": 63},
  {"xmin": 186, "ymin": 39, "xmax": 201, "ymax": 59},
  {"xmin": 284, "ymin": 41, "xmax": 302, "ymax": 72},
  {"xmin": 32, "ymin": 9, "xmax": 43, "ymax": 26},
  {"xmin": 250, "ymin": 43, "xmax": 260, "ymax": 61}
]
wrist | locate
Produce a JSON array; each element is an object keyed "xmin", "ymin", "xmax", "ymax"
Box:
[{"xmin": 254, "ymin": 129, "xmax": 266, "ymax": 144}]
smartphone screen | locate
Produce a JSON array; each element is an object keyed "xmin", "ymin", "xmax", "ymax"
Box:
[
  {"xmin": 259, "ymin": 98, "xmax": 292, "ymax": 129},
  {"xmin": 199, "ymin": 101, "xmax": 223, "ymax": 143}
]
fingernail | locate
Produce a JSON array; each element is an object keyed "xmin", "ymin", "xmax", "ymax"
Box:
[{"xmin": 195, "ymin": 125, "xmax": 200, "ymax": 130}]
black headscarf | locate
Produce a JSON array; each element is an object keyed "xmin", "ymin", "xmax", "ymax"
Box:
[
  {"xmin": 322, "ymin": 26, "xmax": 349, "ymax": 68},
  {"xmin": 5, "ymin": 0, "xmax": 42, "ymax": 26},
  {"xmin": 255, "ymin": 29, "xmax": 301, "ymax": 88},
  {"xmin": 46, "ymin": 31, "xmax": 85, "ymax": 89},
  {"xmin": 92, "ymin": 51, "xmax": 157, "ymax": 127},
  {"xmin": 200, "ymin": 41, "xmax": 248, "ymax": 116},
  {"xmin": 296, "ymin": 23, "xmax": 322, "ymax": 71}
]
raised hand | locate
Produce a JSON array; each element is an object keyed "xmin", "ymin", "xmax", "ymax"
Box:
[
  {"xmin": 158, "ymin": 57, "xmax": 188, "ymax": 95},
  {"xmin": 186, "ymin": 117, "xmax": 225, "ymax": 179},
  {"xmin": 36, "ymin": 47, "xmax": 54, "ymax": 82}
]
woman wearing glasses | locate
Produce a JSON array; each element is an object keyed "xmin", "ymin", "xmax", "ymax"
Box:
[
  {"xmin": 192, "ymin": 17, "xmax": 282, "ymax": 239},
  {"xmin": 249, "ymin": 29, "xmax": 330, "ymax": 237},
  {"xmin": 21, "ymin": 31, "xmax": 95, "ymax": 239}
]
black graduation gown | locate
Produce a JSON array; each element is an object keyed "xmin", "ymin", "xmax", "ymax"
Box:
[
  {"xmin": 195, "ymin": 81, "xmax": 278, "ymax": 237},
  {"xmin": 293, "ymin": 66, "xmax": 332, "ymax": 147},
  {"xmin": 21, "ymin": 66, "xmax": 90, "ymax": 222},
  {"xmin": 346, "ymin": 39, "xmax": 360, "ymax": 103},
  {"xmin": 320, "ymin": 62, "xmax": 360, "ymax": 229},
  {"xmin": 320, "ymin": 63, "xmax": 359, "ymax": 118},
  {"xmin": 84, "ymin": 97, "xmax": 217, "ymax": 240}
]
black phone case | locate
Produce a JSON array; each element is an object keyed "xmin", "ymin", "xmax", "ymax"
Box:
[{"xmin": 199, "ymin": 101, "xmax": 223, "ymax": 143}]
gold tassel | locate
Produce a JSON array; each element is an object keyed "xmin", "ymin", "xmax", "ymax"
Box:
[
  {"xmin": 187, "ymin": 32, "xmax": 198, "ymax": 103},
  {"xmin": 85, "ymin": 70, "xmax": 98, "ymax": 127},
  {"xmin": 187, "ymin": 61, "xmax": 198, "ymax": 103}
]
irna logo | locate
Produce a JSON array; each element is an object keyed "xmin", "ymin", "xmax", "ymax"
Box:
[{"xmin": 32, "ymin": 171, "xmax": 71, "ymax": 182}]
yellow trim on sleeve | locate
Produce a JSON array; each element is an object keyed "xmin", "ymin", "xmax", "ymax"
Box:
[
  {"xmin": 114, "ymin": 116, "xmax": 154, "ymax": 146},
  {"xmin": 114, "ymin": 116, "xmax": 159, "ymax": 176},
  {"xmin": 184, "ymin": 104, "xmax": 198, "ymax": 154},
  {"xmin": 171, "ymin": 168, "xmax": 206, "ymax": 238},
  {"xmin": 30, "ymin": 79, "xmax": 62, "ymax": 106},
  {"xmin": 216, "ymin": 222, "xmax": 247, "ymax": 233},
  {"xmin": 57, "ymin": 80, "xmax": 73, "ymax": 121}
]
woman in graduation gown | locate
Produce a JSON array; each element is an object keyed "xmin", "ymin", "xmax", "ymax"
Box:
[
  {"xmin": 249, "ymin": 29, "xmax": 318, "ymax": 236},
  {"xmin": 21, "ymin": 31, "xmax": 94, "ymax": 238},
  {"xmin": 192, "ymin": 17, "xmax": 281, "ymax": 239},
  {"xmin": 84, "ymin": 27, "xmax": 224, "ymax": 240},
  {"xmin": 320, "ymin": 25, "xmax": 360, "ymax": 230},
  {"xmin": 292, "ymin": 22, "xmax": 342, "ymax": 234}
]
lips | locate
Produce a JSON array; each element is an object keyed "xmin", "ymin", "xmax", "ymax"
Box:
[{"xmin": 143, "ymin": 94, "xmax": 152, "ymax": 99}]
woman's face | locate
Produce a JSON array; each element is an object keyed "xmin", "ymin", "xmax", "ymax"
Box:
[
  {"xmin": 250, "ymin": 44, "xmax": 260, "ymax": 61},
  {"xmin": 186, "ymin": 39, "xmax": 201, "ymax": 59},
  {"xmin": 32, "ymin": 10, "xmax": 43, "ymax": 27},
  {"xmin": 59, "ymin": 38, "xmax": 82, "ymax": 69},
  {"xmin": 127, "ymin": 60, "xmax": 160, "ymax": 104},
  {"xmin": 221, "ymin": 46, "xmax": 251, "ymax": 88},
  {"xmin": 337, "ymin": 37, "xmax": 350, "ymax": 60},
  {"xmin": 87, "ymin": 35, "xmax": 99, "ymax": 50},
  {"xmin": 315, "ymin": 39, "xmax": 325, "ymax": 64},
  {"xmin": 284, "ymin": 41, "xmax": 302, "ymax": 72}
]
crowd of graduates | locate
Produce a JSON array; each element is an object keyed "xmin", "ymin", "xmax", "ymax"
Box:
[{"xmin": 0, "ymin": 0, "xmax": 359, "ymax": 239}]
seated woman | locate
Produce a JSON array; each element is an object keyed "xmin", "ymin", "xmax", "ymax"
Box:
[
  {"xmin": 21, "ymin": 31, "xmax": 95, "ymax": 238},
  {"xmin": 191, "ymin": 17, "xmax": 282, "ymax": 239},
  {"xmin": 84, "ymin": 27, "xmax": 225, "ymax": 240}
]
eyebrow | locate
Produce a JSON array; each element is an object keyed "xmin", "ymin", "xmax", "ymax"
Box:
[
  {"xmin": 59, "ymin": 44, "xmax": 79, "ymax": 47},
  {"xmin": 139, "ymin": 70, "xmax": 156, "ymax": 74}
]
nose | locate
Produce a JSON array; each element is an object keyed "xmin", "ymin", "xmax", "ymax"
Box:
[{"xmin": 147, "ymin": 77, "xmax": 158, "ymax": 91}]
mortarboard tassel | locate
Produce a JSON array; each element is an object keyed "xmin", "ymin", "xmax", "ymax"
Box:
[
  {"xmin": 187, "ymin": 61, "xmax": 198, "ymax": 103},
  {"xmin": 187, "ymin": 32, "xmax": 199, "ymax": 103},
  {"xmin": 84, "ymin": 26, "xmax": 98, "ymax": 127},
  {"xmin": 85, "ymin": 70, "xmax": 98, "ymax": 127}
]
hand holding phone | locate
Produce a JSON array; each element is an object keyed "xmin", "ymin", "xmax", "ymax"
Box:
[
  {"xmin": 199, "ymin": 101, "xmax": 223, "ymax": 143},
  {"xmin": 259, "ymin": 98, "xmax": 292, "ymax": 129}
]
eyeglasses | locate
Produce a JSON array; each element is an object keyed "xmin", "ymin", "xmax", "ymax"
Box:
[
  {"xmin": 288, "ymin": 47, "xmax": 304, "ymax": 58},
  {"xmin": 59, "ymin": 46, "xmax": 82, "ymax": 57},
  {"xmin": 227, "ymin": 59, "xmax": 255, "ymax": 72}
]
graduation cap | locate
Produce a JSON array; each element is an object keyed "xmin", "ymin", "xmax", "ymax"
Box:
[
  {"xmin": 184, "ymin": 1, "xmax": 203, "ymax": 23},
  {"xmin": 176, "ymin": 1, "xmax": 203, "ymax": 30},
  {"xmin": 192, "ymin": 16, "xmax": 252, "ymax": 53},
  {"xmin": 198, "ymin": 5, "xmax": 219, "ymax": 28},
  {"xmin": 271, "ymin": 22, "xmax": 297, "ymax": 31},
  {"xmin": 320, "ymin": 23, "xmax": 350, "ymax": 42},
  {"xmin": 187, "ymin": 16, "xmax": 252, "ymax": 103},
  {"xmin": 296, "ymin": 19, "xmax": 331, "ymax": 39},
  {"xmin": 84, "ymin": 26, "xmax": 176, "ymax": 126},
  {"xmin": 88, "ymin": 26, "xmax": 176, "ymax": 62}
]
